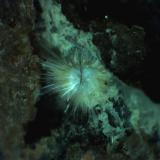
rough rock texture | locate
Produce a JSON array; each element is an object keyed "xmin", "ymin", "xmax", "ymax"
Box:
[
  {"xmin": 0, "ymin": 0, "xmax": 160, "ymax": 160},
  {"xmin": 94, "ymin": 23, "xmax": 145, "ymax": 83},
  {"xmin": 60, "ymin": 0, "xmax": 160, "ymax": 102},
  {"xmin": 0, "ymin": 0, "xmax": 40, "ymax": 159}
]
